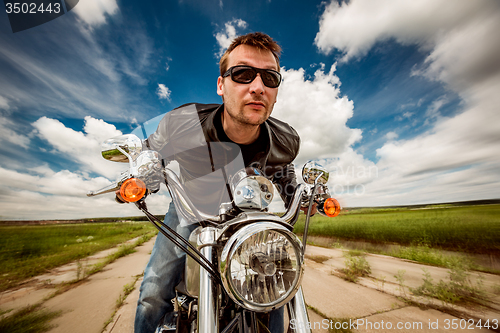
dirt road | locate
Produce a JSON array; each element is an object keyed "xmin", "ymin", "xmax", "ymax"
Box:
[{"xmin": 1, "ymin": 237, "xmax": 499, "ymax": 332}]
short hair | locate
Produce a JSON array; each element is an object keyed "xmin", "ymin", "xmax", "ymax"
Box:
[{"xmin": 219, "ymin": 32, "xmax": 282, "ymax": 76}]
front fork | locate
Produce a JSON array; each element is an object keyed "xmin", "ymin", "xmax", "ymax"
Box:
[
  {"xmin": 287, "ymin": 287, "xmax": 312, "ymax": 333},
  {"xmin": 197, "ymin": 227, "xmax": 219, "ymax": 333}
]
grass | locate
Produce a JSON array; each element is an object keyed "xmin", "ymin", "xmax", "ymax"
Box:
[
  {"xmin": 102, "ymin": 275, "xmax": 141, "ymax": 331},
  {"xmin": 85, "ymin": 233, "xmax": 155, "ymax": 278},
  {"xmin": 0, "ymin": 226, "xmax": 156, "ymax": 333},
  {"xmin": 0, "ymin": 222, "xmax": 157, "ymax": 292},
  {"xmin": 391, "ymin": 243, "xmax": 471, "ymax": 268},
  {"xmin": 305, "ymin": 254, "xmax": 330, "ymax": 264},
  {"xmin": 340, "ymin": 252, "xmax": 371, "ymax": 282},
  {"xmin": 410, "ymin": 259, "xmax": 488, "ymax": 306},
  {"xmin": 306, "ymin": 305, "xmax": 353, "ymax": 333},
  {"xmin": 0, "ymin": 304, "xmax": 61, "ymax": 333},
  {"xmin": 294, "ymin": 204, "xmax": 500, "ymax": 255}
]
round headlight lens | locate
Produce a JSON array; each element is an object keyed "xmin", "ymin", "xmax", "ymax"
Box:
[{"xmin": 220, "ymin": 222, "xmax": 303, "ymax": 312}]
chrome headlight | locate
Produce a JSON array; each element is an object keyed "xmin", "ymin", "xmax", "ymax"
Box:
[
  {"xmin": 220, "ymin": 222, "xmax": 303, "ymax": 312},
  {"xmin": 230, "ymin": 168, "xmax": 274, "ymax": 211}
]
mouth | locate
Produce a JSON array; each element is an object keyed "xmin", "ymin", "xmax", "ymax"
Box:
[{"xmin": 246, "ymin": 101, "xmax": 266, "ymax": 109}]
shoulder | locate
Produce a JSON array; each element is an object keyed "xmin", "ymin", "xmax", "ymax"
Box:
[
  {"xmin": 266, "ymin": 116, "xmax": 300, "ymax": 159},
  {"xmin": 154, "ymin": 103, "xmax": 219, "ymax": 141},
  {"xmin": 164, "ymin": 103, "xmax": 220, "ymax": 132},
  {"xmin": 266, "ymin": 116, "xmax": 299, "ymax": 138},
  {"xmin": 172, "ymin": 103, "xmax": 220, "ymax": 119}
]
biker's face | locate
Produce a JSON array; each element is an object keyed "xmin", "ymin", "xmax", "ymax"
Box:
[{"xmin": 217, "ymin": 45, "xmax": 279, "ymax": 127}]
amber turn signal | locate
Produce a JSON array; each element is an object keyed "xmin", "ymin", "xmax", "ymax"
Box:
[
  {"xmin": 321, "ymin": 197, "xmax": 341, "ymax": 217},
  {"xmin": 119, "ymin": 178, "xmax": 147, "ymax": 203}
]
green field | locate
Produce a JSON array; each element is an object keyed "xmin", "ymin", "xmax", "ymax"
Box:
[
  {"xmin": 2, "ymin": 204, "xmax": 499, "ymax": 292},
  {"xmin": 294, "ymin": 204, "xmax": 500, "ymax": 255},
  {"xmin": 0, "ymin": 222, "xmax": 157, "ymax": 292}
]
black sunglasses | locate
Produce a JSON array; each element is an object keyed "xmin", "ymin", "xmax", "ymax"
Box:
[{"xmin": 223, "ymin": 65, "xmax": 282, "ymax": 88}]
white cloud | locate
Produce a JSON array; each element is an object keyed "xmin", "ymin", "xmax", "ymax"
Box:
[
  {"xmin": 0, "ymin": 96, "xmax": 9, "ymax": 110},
  {"xmin": 0, "ymin": 165, "xmax": 172, "ymax": 220},
  {"xmin": 83, "ymin": 115, "xmax": 122, "ymax": 143},
  {"xmin": 156, "ymin": 84, "xmax": 172, "ymax": 101},
  {"xmin": 0, "ymin": 117, "xmax": 173, "ymax": 220},
  {"xmin": 73, "ymin": 0, "xmax": 119, "ymax": 27},
  {"xmin": 0, "ymin": 116, "xmax": 30, "ymax": 148},
  {"xmin": 215, "ymin": 19, "xmax": 248, "ymax": 57},
  {"xmin": 165, "ymin": 57, "xmax": 172, "ymax": 72},
  {"xmin": 273, "ymin": 64, "xmax": 379, "ymax": 206},
  {"xmin": 32, "ymin": 116, "xmax": 125, "ymax": 179},
  {"xmin": 425, "ymin": 95, "xmax": 449, "ymax": 120},
  {"xmin": 311, "ymin": 0, "xmax": 500, "ymax": 206},
  {"xmin": 274, "ymin": 64, "xmax": 362, "ymax": 164},
  {"xmin": 315, "ymin": 0, "xmax": 496, "ymax": 61},
  {"xmin": 385, "ymin": 132, "xmax": 398, "ymax": 141}
]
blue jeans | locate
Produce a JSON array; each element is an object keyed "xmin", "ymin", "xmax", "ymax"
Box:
[{"xmin": 134, "ymin": 202, "xmax": 284, "ymax": 333}]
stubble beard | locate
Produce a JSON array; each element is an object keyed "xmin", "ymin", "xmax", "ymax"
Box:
[{"xmin": 225, "ymin": 104, "xmax": 272, "ymax": 128}]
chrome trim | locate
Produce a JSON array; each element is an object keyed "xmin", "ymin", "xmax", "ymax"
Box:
[
  {"xmin": 230, "ymin": 168, "xmax": 274, "ymax": 211},
  {"xmin": 184, "ymin": 227, "xmax": 202, "ymax": 298},
  {"xmin": 302, "ymin": 160, "xmax": 329, "ymax": 185},
  {"xmin": 130, "ymin": 150, "xmax": 162, "ymax": 178},
  {"xmin": 219, "ymin": 222, "xmax": 304, "ymax": 312},
  {"xmin": 287, "ymin": 287, "xmax": 312, "ymax": 333},
  {"xmin": 216, "ymin": 184, "xmax": 307, "ymax": 235},
  {"xmin": 164, "ymin": 168, "xmax": 305, "ymax": 226},
  {"xmin": 217, "ymin": 212, "xmax": 293, "ymax": 239},
  {"xmin": 101, "ymin": 134, "xmax": 143, "ymax": 163},
  {"xmin": 197, "ymin": 227, "xmax": 219, "ymax": 333},
  {"xmin": 86, "ymin": 181, "xmax": 120, "ymax": 197},
  {"xmin": 281, "ymin": 184, "xmax": 307, "ymax": 226},
  {"xmin": 303, "ymin": 174, "xmax": 323, "ymax": 252},
  {"xmin": 87, "ymin": 172, "xmax": 130, "ymax": 197}
]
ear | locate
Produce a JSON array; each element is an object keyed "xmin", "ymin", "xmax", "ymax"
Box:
[{"xmin": 217, "ymin": 76, "xmax": 224, "ymax": 97}]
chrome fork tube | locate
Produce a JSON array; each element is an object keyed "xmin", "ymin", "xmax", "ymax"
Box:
[
  {"xmin": 197, "ymin": 227, "xmax": 219, "ymax": 333},
  {"xmin": 287, "ymin": 287, "xmax": 311, "ymax": 333}
]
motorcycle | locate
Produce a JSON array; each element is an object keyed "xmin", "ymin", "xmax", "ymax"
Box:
[{"xmin": 87, "ymin": 114, "xmax": 341, "ymax": 333}]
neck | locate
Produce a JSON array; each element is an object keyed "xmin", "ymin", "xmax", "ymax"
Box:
[{"xmin": 221, "ymin": 110, "xmax": 260, "ymax": 145}]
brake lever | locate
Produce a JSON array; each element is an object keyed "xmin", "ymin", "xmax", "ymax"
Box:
[
  {"xmin": 87, "ymin": 172, "xmax": 130, "ymax": 197},
  {"xmin": 87, "ymin": 181, "xmax": 121, "ymax": 197}
]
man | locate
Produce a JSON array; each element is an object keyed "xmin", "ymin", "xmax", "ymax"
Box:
[{"xmin": 135, "ymin": 32, "xmax": 309, "ymax": 333}]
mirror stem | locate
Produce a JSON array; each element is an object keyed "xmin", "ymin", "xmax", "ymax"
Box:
[
  {"xmin": 302, "ymin": 172, "xmax": 323, "ymax": 253},
  {"xmin": 117, "ymin": 146, "xmax": 134, "ymax": 172}
]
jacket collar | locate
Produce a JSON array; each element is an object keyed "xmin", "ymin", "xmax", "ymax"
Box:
[{"xmin": 204, "ymin": 104, "xmax": 272, "ymax": 169}]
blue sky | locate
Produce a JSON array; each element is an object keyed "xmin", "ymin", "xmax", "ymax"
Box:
[{"xmin": 1, "ymin": 0, "xmax": 499, "ymax": 219}]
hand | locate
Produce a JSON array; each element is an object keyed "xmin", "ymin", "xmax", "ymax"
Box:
[
  {"xmin": 115, "ymin": 190, "xmax": 126, "ymax": 204},
  {"xmin": 301, "ymin": 203, "xmax": 317, "ymax": 216}
]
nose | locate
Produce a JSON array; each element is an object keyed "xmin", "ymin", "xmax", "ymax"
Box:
[{"xmin": 249, "ymin": 73, "xmax": 265, "ymax": 95}]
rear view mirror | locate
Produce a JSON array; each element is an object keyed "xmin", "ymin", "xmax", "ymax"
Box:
[
  {"xmin": 302, "ymin": 161, "xmax": 329, "ymax": 185},
  {"xmin": 101, "ymin": 134, "xmax": 142, "ymax": 162}
]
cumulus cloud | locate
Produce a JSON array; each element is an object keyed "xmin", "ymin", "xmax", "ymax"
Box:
[
  {"xmin": 273, "ymin": 65, "xmax": 378, "ymax": 205},
  {"xmin": 73, "ymin": 0, "xmax": 119, "ymax": 27},
  {"xmin": 274, "ymin": 64, "xmax": 362, "ymax": 164},
  {"xmin": 315, "ymin": 0, "xmax": 497, "ymax": 61},
  {"xmin": 156, "ymin": 84, "xmax": 172, "ymax": 101},
  {"xmin": 32, "ymin": 116, "xmax": 125, "ymax": 179},
  {"xmin": 314, "ymin": 0, "xmax": 500, "ymax": 206},
  {"xmin": 215, "ymin": 19, "xmax": 248, "ymax": 57},
  {"xmin": 0, "ymin": 117, "xmax": 172, "ymax": 220},
  {"xmin": 0, "ymin": 165, "xmax": 171, "ymax": 220}
]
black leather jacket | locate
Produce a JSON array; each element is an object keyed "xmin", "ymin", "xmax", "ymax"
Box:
[{"xmin": 146, "ymin": 103, "xmax": 300, "ymax": 212}]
